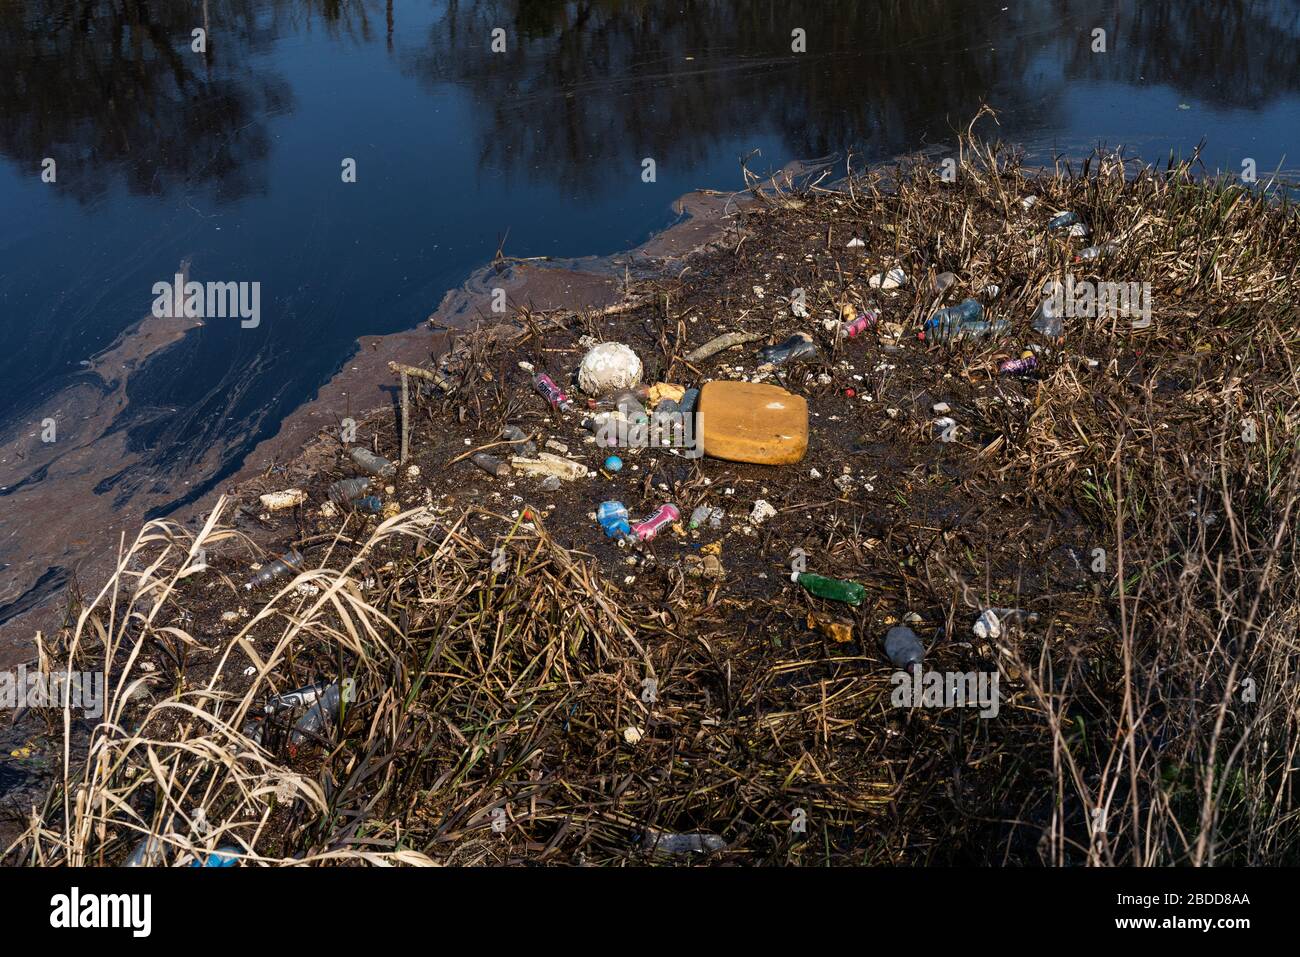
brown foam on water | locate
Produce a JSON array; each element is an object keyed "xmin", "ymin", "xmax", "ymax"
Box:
[{"xmin": 0, "ymin": 190, "xmax": 737, "ymax": 667}]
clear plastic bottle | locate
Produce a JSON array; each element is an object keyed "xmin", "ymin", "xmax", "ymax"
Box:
[
  {"xmin": 244, "ymin": 550, "xmax": 304, "ymax": 590},
  {"xmin": 350, "ymin": 448, "xmax": 396, "ymax": 479},
  {"xmin": 757, "ymin": 333, "xmax": 819, "ymax": 366}
]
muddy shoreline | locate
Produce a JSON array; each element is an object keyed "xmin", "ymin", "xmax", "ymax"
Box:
[{"xmin": 0, "ymin": 191, "xmax": 738, "ymax": 668}]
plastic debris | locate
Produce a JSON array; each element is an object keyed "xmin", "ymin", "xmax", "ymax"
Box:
[
  {"xmin": 644, "ymin": 827, "xmax": 726, "ymax": 858},
  {"xmin": 630, "ymin": 503, "xmax": 679, "ymax": 542},
  {"xmin": 868, "ymin": 267, "xmax": 907, "ymax": 289},
  {"xmin": 750, "ymin": 499, "xmax": 777, "ymax": 524},
  {"xmin": 999, "ymin": 353, "xmax": 1039, "ymax": 376},
  {"xmin": 532, "ymin": 372, "xmax": 574, "ymax": 411},
  {"xmin": 510, "ymin": 452, "xmax": 587, "ymax": 481},
  {"xmin": 920, "ymin": 299, "xmax": 1009, "ymax": 344},
  {"xmin": 597, "ymin": 501, "xmax": 631, "ymax": 538},
  {"xmin": 471, "ymin": 452, "xmax": 510, "ymax": 478},
  {"xmin": 244, "ymin": 550, "xmax": 304, "ymax": 590},
  {"xmin": 796, "ymin": 572, "xmax": 865, "ymax": 606},
  {"xmin": 500, "ymin": 425, "xmax": 537, "ymax": 457},
  {"xmin": 756, "ymin": 332, "xmax": 819, "ymax": 367},
  {"xmin": 1073, "ymin": 242, "xmax": 1119, "ymax": 262},
  {"xmin": 1047, "ymin": 210, "xmax": 1080, "ymax": 231},
  {"xmin": 688, "ymin": 504, "xmax": 712, "ymax": 529},
  {"xmin": 259, "ymin": 489, "xmax": 305, "ymax": 511},
  {"xmin": 288, "ymin": 681, "xmax": 341, "ymax": 754},
  {"xmin": 328, "ymin": 477, "xmax": 371, "ymax": 505},
  {"xmin": 350, "ymin": 448, "xmax": 397, "ymax": 479},
  {"xmin": 123, "ymin": 834, "xmax": 165, "ymax": 867},
  {"xmin": 697, "ymin": 380, "xmax": 809, "ymax": 466},
  {"xmin": 189, "ymin": 846, "xmax": 242, "ymax": 867},
  {"xmin": 884, "ymin": 625, "xmax": 924, "ymax": 670},
  {"xmin": 838, "ymin": 304, "xmax": 879, "ymax": 339},
  {"xmin": 605, "ymin": 455, "xmax": 624, "ymax": 472},
  {"xmin": 577, "ymin": 342, "xmax": 643, "ymax": 396},
  {"xmin": 928, "ymin": 271, "xmax": 957, "ymax": 295}
]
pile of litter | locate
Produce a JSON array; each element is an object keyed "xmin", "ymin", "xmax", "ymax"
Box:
[{"xmin": 9, "ymin": 133, "xmax": 1300, "ymax": 867}]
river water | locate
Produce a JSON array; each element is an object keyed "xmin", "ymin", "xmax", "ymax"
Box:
[{"xmin": 1, "ymin": 0, "xmax": 1298, "ymax": 645}]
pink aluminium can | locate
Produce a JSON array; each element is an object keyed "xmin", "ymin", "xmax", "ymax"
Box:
[
  {"xmin": 630, "ymin": 503, "xmax": 680, "ymax": 542},
  {"xmin": 840, "ymin": 308, "xmax": 879, "ymax": 338},
  {"xmin": 533, "ymin": 373, "xmax": 573, "ymax": 410}
]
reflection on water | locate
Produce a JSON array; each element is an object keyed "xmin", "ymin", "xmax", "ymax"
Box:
[{"xmin": 0, "ymin": 0, "xmax": 1298, "ymax": 634}]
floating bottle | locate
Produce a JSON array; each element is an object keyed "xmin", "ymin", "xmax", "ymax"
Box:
[
  {"xmin": 884, "ymin": 625, "xmax": 924, "ymax": 670},
  {"xmin": 796, "ymin": 572, "xmax": 865, "ymax": 606},
  {"xmin": 532, "ymin": 372, "xmax": 574, "ymax": 411},
  {"xmin": 350, "ymin": 447, "xmax": 396, "ymax": 479},
  {"xmin": 757, "ymin": 333, "xmax": 818, "ymax": 366},
  {"xmin": 630, "ymin": 503, "xmax": 679, "ymax": 542},
  {"xmin": 244, "ymin": 550, "xmax": 304, "ymax": 590},
  {"xmin": 597, "ymin": 501, "xmax": 631, "ymax": 538}
]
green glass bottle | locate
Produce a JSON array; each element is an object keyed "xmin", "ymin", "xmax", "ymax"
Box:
[{"xmin": 797, "ymin": 573, "xmax": 865, "ymax": 606}]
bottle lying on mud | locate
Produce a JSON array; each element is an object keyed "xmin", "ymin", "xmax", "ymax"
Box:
[
  {"xmin": 757, "ymin": 332, "xmax": 819, "ymax": 366},
  {"xmin": 1031, "ymin": 288, "xmax": 1063, "ymax": 339},
  {"xmin": 688, "ymin": 504, "xmax": 713, "ymax": 529},
  {"xmin": 352, "ymin": 495, "xmax": 383, "ymax": 514},
  {"xmin": 838, "ymin": 306, "xmax": 879, "ymax": 339},
  {"xmin": 328, "ymin": 477, "xmax": 371, "ymax": 505},
  {"xmin": 999, "ymin": 353, "xmax": 1039, "ymax": 376},
  {"xmin": 189, "ymin": 846, "xmax": 242, "ymax": 867},
  {"xmin": 884, "ymin": 625, "xmax": 924, "ymax": 670},
  {"xmin": 920, "ymin": 299, "xmax": 1010, "ymax": 344},
  {"xmin": 532, "ymin": 372, "xmax": 574, "ymax": 411},
  {"xmin": 630, "ymin": 503, "xmax": 680, "ymax": 542},
  {"xmin": 244, "ymin": 550, "xmax": 304, "ymax": 590},
  {"xmin": 471, "ymin": 451, "xmax": 510, "ymax": 477},
  {"xmin": 796, "ymin": 572, "xmax": 865, "ymax": 606},
  {"xmin": 265, "ymin": 681, "xmax": 334, "ymax": 715},
  {"xmin": 679, "ymin": 387, "xmax": 700, "ymax": 426},
  {"xmin": 350, "ymin": 447, "xmax": 396, "ymax": 479},
  {"xmin": 928, "ymin": 271, "xmax": 957, "ymax": 295},
  {"xmin": 500, "ymin": 425, "xmax": 536, "ymax": 457},
  {"xmin": 1072, "ymin": 242, "xmax": 1119, "ymax": 263},
  {"xmin": 123, "ymin": 834, "xmax": 165, "ymax": 867},
  {"xmin": 288, "ymin": 681, "xmax": 341, "ymax": 754},
  {"xmin": 1047, "ymin": 210, "xmax": 1080, "ymax": 230},
  {"xmin": 597, "ymin": 501, "xmax": 632, "ymax": 538},
  {"xmin": 644, "ymin": 827, "xmax": 727, "ymax": 858}
]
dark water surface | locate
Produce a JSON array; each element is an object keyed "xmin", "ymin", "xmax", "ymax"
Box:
[{"xmin": 1, "ymin": 0, "xmax": 1299, "ymax": 630}]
